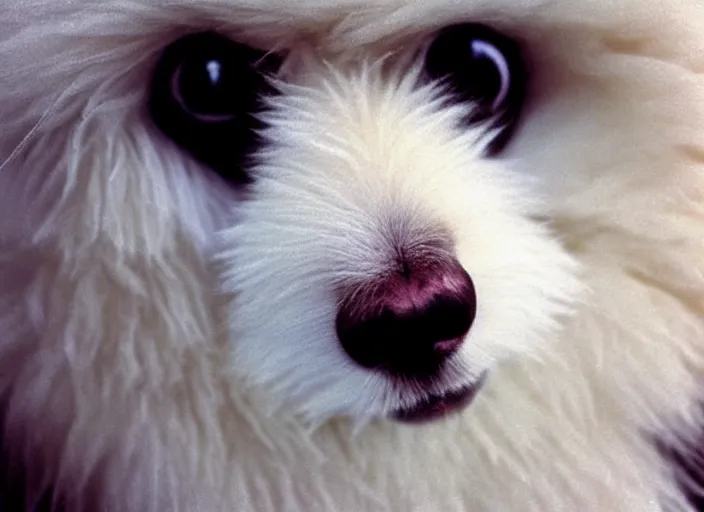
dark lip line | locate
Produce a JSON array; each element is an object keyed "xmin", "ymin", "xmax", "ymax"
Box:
[{"xmin": 391, "ymin": 372, "xmax": 488, "ymax": 424}]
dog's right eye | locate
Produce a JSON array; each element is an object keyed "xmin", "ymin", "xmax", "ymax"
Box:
[{"xmin": 149, "ymin": 32, "xmax": 281, "ymax": 185}]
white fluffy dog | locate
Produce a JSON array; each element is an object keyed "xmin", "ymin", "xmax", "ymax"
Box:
[{"xmin": 1, "ymin": 0, "xmax": 704, "ymax": 511}]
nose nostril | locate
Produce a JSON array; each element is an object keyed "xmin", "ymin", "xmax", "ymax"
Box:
[{"xmin": 336, "ymin": 262, "xmax": 477, "ymax": 376}]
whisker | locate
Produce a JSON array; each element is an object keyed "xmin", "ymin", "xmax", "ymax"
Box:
[{"xmin": 0, "ymin": 77, "xmax": 81, "ymax": 173}]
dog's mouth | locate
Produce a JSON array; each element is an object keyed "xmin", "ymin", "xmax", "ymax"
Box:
[{"xmin": 392, "ymin": 375, "xmax": 487, "ymax": 424}]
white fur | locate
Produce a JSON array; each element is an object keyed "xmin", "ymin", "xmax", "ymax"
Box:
[{"xmin": 1, "ymin": 0, "xmax": 704, "ymax": 511}]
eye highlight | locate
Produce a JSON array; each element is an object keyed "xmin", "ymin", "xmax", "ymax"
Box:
[
  {"xmin": 149, "ymin": 31, "xmax": 282, "ymax": 184},
  {"xmin": 468, "ymin": 39, "xmax": 511, "ymax": 111},
  {"xmin": 172, "ymin": 56, "xmax": 240, "ymax": 122},
  {"xmin": 424, "ymin": 24, "xmax": 526, "ymax": 153}
]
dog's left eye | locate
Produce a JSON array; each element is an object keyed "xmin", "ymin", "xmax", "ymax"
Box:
[
  {"xmin": 149, "ymin": 32, "xmax": 281, "ymax": 184},
  {"xmin": 425, "ymin": 24, "xmax": 526, "ymax": 152}
]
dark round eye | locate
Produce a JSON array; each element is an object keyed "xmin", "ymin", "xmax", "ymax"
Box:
[
  {"xmin": 149, "ymin": 32, "xmax": 281, "ymax": 185},
  {"xmin": 425, "ymin": 24, "xmax": 526, "ymax": 152}
]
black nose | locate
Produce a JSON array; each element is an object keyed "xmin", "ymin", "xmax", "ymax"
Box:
[{"xmin": 335, "ymin": 260, "xmax": 477, "ymax": 378}]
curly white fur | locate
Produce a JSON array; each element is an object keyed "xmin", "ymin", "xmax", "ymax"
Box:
[{"xmin": 1, "ymin": 0, "xmax": 704, "ymax": 511}]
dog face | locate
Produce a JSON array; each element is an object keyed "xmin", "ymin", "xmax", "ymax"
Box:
[
  {"xmin": 145, "ymin": 6, "xmax": 585, "ymax": 424},
  {"xmin": 1, "ymin": 0, "xmax": 698, "ymax": 431}
]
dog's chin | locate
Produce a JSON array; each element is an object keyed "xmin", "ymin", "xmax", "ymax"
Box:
[{"xmin": 391, "ymin": 374, "xmax": 487, "ymax": 424}]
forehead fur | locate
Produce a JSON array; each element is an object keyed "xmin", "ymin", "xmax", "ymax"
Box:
[{"xmin": 5, "ymin": 0, "xmax": 704, "ymax": 53}]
